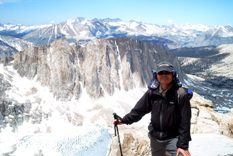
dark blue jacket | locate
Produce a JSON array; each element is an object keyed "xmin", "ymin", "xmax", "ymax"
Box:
[{"xmin": 121, "ymin": 85, "xmax": 192, "ymax": 149}]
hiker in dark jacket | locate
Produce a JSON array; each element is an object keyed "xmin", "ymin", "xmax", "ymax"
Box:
[{"xmin": 114, "ymin": 62, "xmax": 192, "ymax": 156}]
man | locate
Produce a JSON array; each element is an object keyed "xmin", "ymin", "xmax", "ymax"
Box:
[{"xmin": 114, "ymin": 62, "xmax": 192, "ymax": 156}]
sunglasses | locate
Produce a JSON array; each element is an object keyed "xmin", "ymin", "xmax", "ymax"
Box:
[{"xmin": 157, "ymin": 71, "xmax": 172, "ymax": 75}]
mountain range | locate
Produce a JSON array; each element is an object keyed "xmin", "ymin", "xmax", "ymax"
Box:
[
  {"xmin": 1, "ymin": 17, "xmax": 233, "ymax": 107},
  {"xmin": 1, "ymin": 17, "xmax": 233, "ymax": 52}
]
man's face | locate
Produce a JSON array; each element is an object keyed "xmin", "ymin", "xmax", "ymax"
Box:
[{"xmin": 157, "ymin": 71, "xmax": 173, "ymax": 85}]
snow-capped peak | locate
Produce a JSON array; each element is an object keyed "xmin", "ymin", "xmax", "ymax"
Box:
[{"xmin": 1, "ymin": 17, "xmax": 233, "ymax": 48}]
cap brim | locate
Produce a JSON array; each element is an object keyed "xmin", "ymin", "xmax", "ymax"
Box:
[{"xmin": 157, "ymin": 66, "xmax": 173, "ymax": 72}]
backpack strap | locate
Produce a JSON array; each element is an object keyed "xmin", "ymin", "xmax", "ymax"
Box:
[{"xmin": 176, "ymin": 87, "xmax": 193, "ymax": 105}]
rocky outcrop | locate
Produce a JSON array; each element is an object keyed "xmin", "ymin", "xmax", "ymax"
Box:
[
  {"xmin": 190, "ymin": 93, "xmax": 233, "ymax": 137},
  {"xmin": 13, "ymin": 38, "xmax": 183, "ymax": 100},
  {"xmin": 109, "ymin": 133, "xmax": 150, "ymax": 156},
  {"xmin": 209, "ymin": 111, "xmax": 233, "ymax": 137},
  {"xmin": 0, "ymin": 73, "xmax": 30, "ymax": 129}
]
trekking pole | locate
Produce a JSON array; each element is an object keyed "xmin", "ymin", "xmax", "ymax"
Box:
[{"xmin": 113, "ymin": 113, "xmax": 123, "ymax": 156}]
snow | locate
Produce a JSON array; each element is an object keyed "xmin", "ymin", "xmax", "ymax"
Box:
[
  {"xmin": 0, "ymin": 122, "xmax": 112, "ymax": 156},
  {"xmin": 1, "ymin": 64, "xmax": 233, "ymax": 156},
  {"xmin": 214, "ymin": 106, "xmax": 233, "ymax": 113},
  {"xmin": 216, "ymin": 26, "xmax": 233, "ymax": 37},
  {"xmin": 186, "ymin": 74, "xmax": 205, "ymax": 81},
  {"xmin": 54, "ymin": 24, "xmax": 58, "ymax": 38},
  {"xmin": 0, "ymin": 65, "xmax": 112, "ymax": 156},
  {"xmin": 2, "ymin": 18, "xmax": 233, "ymax": 49},
  {"xmin": 176, "ymin": 24, "xmax": 211, "ymax": 32},
  {"xmin": 0, "ymin": 64, "xmax": 146, "ymax": 155},
  {"xmin": 190, "ymin": 134, "xmax": 233, "ymax": 156},
  {"xmin": 180, "ymin": 57, "xmax": 199, "ymax": 66},
  {"xmin": 114, "ymin": 41, "xmax": 124, "ymax": 90},
  {"xmin": 0, "ymin": 24, "xmax": 51, "ymax": 33},
  {"xmin": 0, "ymin": 35, "xmax": 32, "ymax": 51},
  {"xmin": 66, "ymin": 19, "xmax": 77, "ymax": 35}
]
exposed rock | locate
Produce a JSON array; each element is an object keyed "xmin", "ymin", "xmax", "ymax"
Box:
[
  {"xmin": 210, "ymin": 112, "xmax": 233, "ymax": 137},
  {"xmin": 109, "ymin": 131, "xmax": 180, "ymax": 156},
  {"xmin": 190, "ymin": 93, "xmax": 219, "ymax": 134},
  {"xmin": 190, "ymin": 93, "xmax": 233, "ymax": 137},
  {"xmin": 120, "ymin": 133, "xmax": 151, "ymax": 156},
  {"xmin": 0, "ymin": 56, "xmax": 14, "ymax": 65},
  {"xmin": 109, "ymin": 132, "xmax": 151, "ymax": 156},
  {"xmin": 0, "ymin": 97, "xmax": 32, "ymax": 129},
  {"xmin": 191, "ymin": 92, "xmax": 214, "ymax": 108},
  {"xmin": 13, "ymin": 38, "xmax": 183, "ymax": 100},
  {"xmin": 0, "ymin": 72, "xmax": 40, "ymax": 129},
  {"xmin": 191, "ymin": 107, "xmax": 220, "ymax": 134},
  {"xmin": 0, "ymin": 73, "xmax": 11, "ymax": 96}
]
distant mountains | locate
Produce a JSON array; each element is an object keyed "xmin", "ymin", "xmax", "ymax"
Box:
[
  {"xmin": 0, "ymin": 35, "xmax": 32, "ymax": 57},
  {"xmin": 1, "ymin": 17, "xmax": 233, "ymax": 53}
]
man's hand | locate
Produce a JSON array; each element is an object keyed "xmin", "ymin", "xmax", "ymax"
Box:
[
  {"xmin": 176, "ymin": 148, "xmax": 191, "ymax": 156},
  {"xmin": 113, "ymin": 119, "xmax": 122, "ymax": 126}
]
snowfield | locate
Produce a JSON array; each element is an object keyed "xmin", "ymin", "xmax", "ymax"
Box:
[
  {"xmin": 190, "ymin": 134, "xmax": 233, "ymax": 156},
  {"xmin": 0, "ymin": 64, "xmax": 233, "ymax": 156},
  {"xmin": 0, "ymin": 123, "xmax": 112, "ymax": 156}
]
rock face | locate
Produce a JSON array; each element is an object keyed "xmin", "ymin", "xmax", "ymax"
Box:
[{"xmin": 13, "ymin": 38, "xmax": 182, "ymax": 100}]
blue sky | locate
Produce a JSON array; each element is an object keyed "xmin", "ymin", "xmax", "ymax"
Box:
[{"xmin": 0, "ymin": 0, "xmax": 232, "ymax": 25}]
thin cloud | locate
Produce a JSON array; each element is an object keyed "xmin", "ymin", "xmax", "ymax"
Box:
[
  {"xmin": 167, "ymin": 20, "xmax": 175, "ymax": 25},
  {"xmin": 0, "ymin": 0, "xmax": 20, "ymax": 5}
]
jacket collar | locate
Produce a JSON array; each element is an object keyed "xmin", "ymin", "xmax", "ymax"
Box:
[{"xmin": 151, "ymin": 84, "xmax": 178, "ymax": 98}]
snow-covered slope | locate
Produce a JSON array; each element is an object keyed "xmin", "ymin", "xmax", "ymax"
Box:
[
  {"xmin": 0, "ymin": 24, "xmax": 51, "ymax": 37},
  {"xmin": 190, "ymin": 134, "xmax": 233, "ymax": 156},
  {"xmin": 0, "ymin": 35, "xmax": 32, "ymax": 57},
  {"xmin": 1, "ymin": 64, "xmax": 233, "ymax": 156},
  {"xmin": 1, "ymin": 18, "xmax": 233, "ymax": 47},
  {"xmin": 0, "ymin": 63, "xmax": 145, "ymax": 155},
  {"xmin": 0, "ymin": 38, "xmax": 17, "ymax": 57},
  {"xmin": 0, "ymin": 35, "xmax": 32, "ymax": 51}
]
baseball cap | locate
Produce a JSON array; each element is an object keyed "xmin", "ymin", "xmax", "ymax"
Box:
[{"xmin": 157, "ymin": 62, "xmax": 174, "ymax": 73}]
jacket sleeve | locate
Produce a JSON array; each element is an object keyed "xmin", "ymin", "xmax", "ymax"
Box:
[
  {"xmin": 177, "ymin": 92, "xmax": 192, "ymax": 149},
  {"xmin": 121, "ymin": 90, "xmax": 152, "ymax": 125}
]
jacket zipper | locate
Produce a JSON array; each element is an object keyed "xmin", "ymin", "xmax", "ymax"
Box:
[
  {"xmin": 159, "ymin": 101, "xmax": 163, "ymax": 139},
  {"xmin": 159, "ymin": 97, "xmax": 168, "ymax": 139},
  {"xmin": 159, "ymin": 113, "xmax": 163, "ymax": 138}
]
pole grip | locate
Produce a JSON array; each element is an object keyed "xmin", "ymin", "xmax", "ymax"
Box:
[{"xmin": 113, "ymin": 113, "xmax": 122, "ymax": 120}]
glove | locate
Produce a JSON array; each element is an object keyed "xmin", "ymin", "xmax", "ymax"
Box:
[{"xmin": 113, "ymin": 119, "xmax": 122, "ymax": 126}]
